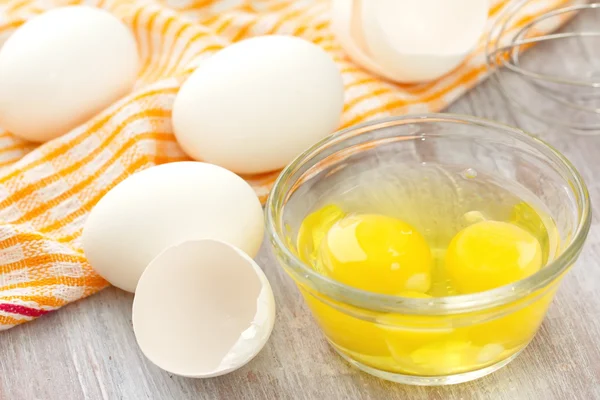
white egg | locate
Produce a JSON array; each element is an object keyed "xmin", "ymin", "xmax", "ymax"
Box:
[
  {"xmin": 82, "ymin": 162, "xmax": 264, "ymax": 293},
  {"xmin": 332, "ymin": 0, "xmax": 489, "ymax": 83},
  {"xmin": 0, "ymin": 6, "xmax": 139, "ymax": 142},
  {"xmin": 172, "ymin": 35, "xmax": 344, "ymax": 175},
  {"xmin": 133, "ymin": 239, "xmax": 275, "ymax": 378}
]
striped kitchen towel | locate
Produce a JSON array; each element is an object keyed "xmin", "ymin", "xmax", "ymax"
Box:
[{"xmin": 0, "ymin": 0, "xmax": 578, "ymax": 329}]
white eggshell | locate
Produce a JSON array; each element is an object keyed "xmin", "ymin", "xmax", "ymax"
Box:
[
  {"xmin": 330, "ymin": 0, "xmax": 397, "ymax": 82},
  {"xmin": 361, "ymin": 0, "xmax": 489, "ymax": 83},
  {"xmin": 0, "ymin": 6, "xmax": 139, "ymax": 142},
  {"xmin": 82, "ymin": 162, "xmax": 264, "ymax": 293},
  {"xmin": 133, "ymin": 239, "xmax": 276, "ymax": 378},
  {"xmin": 172, "ymin": 35, "xmax": 344, "ymax": 175}
]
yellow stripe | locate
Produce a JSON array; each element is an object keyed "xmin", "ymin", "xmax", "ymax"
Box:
[
  {"xmin": 19, "ymin": 131, "xmax": 172, "ymax": 226},
  {"xmin": 0, "ymin": 88, "xmax": 176, "ymax": 186},
  {"xmin": 137, "ymin": 9, "xmax": 161, "ymax": 80},
  {"xmin": 0, "ymin": 109, "xmax": 171, "ymax": 214},
  {"xmin": 0, "ymin": 314, "xmax": 23, "ymax": 326},
  {"xmin": 0, "ymin": 273, "xmax": 106, "ymax": 291},
  {"xmin": 143, "ymin": 14, "xmax": 178, "ymax": 81},
  {"xmin": 41, "ymin": 156, "xmax": 151, "ymax": 232}
]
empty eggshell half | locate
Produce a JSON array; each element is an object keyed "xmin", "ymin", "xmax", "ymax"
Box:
[
  {"xmin": 132, "ymin": 239, "xmax": 276, "ymax": 378},
  {"xmin": 330, "ymin": 0, "xmax": 396, "ymax": 81},
  {"xmin": 360, "ymin": 0, "xmax": 489, "ymax": 83},
  {"xmin": 331, "ymin": 0, "xmax": 489, "ymax": 83}
]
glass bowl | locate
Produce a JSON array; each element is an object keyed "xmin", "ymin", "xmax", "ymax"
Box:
[{"xmin": 265, "ymin": 114, "xmax": 591, "ymax": 386}]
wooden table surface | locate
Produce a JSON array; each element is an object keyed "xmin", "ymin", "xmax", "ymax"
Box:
[{"xmin": 2, "ymin": 12, "xmax": 600, "ymax": 400}]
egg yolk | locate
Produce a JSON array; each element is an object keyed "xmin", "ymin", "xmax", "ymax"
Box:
[
  {"xmin": 445, "ymin": 220, "xmax": 543, "ymax": 294},
  {"xmin": 320, "ymin": 214, "xmax": 432, "ymax": 295},
  {"xmin": 296, "ymin": 204, "xmax": 346, "ymax": 274}
]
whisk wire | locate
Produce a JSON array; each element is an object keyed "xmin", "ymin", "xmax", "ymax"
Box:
[{"xmin": 486, "ymin": 0, "xmax": 600, "ymax": 132}]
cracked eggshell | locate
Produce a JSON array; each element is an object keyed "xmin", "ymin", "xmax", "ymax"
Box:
[
  {"xmin": 132, "ymin": 239, "xmax": 276, "ymax": 378},
  {"xmin": 331, "ymin": 0, "xmax": 489, "ymax": 83},
  {"xmin": 330, "ymin": 0, "xmax": 396, "ymax": 82},
  {"xmin": 82, "ymin": 162, "xmax": 264, "ymax": 293},
  {"xmin": 360, "ymin": 0, "xmax": 489, "ymax": 83}
]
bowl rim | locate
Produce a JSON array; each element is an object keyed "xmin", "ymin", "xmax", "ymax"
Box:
[{"xmin": 265, "ymin": 113, "xmax": 592, "ymax": 315}]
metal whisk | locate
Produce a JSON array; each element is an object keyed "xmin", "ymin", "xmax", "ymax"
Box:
[{"xmin": 486, "ymin": 1, "xmax": 600, "ymax": 133}]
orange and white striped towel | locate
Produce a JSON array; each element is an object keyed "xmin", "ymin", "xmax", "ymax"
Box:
[{"xmin": 0, "ymin": 0, "xmax": 577, "ymax": 330}]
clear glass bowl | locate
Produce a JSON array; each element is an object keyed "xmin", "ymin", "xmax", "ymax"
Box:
[{"xmin": 265, "ymin": 114, "xmax": 591, "ymax": 386}]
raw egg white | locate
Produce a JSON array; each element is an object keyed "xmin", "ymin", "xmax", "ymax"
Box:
[
  {"xmin": 0, "ymin": 6, "xmax": 139, "ymax": 142},
  {"xmin": 133, "ymin": 239, "xmax": 275, "ymax": 378},
  {"xmin": 82, "ymin": 162, "xmax": 264, "ymax": 293},
  {"xmin": 172, "ymin": 35, "xmax": 344, "ymax": 175},
  {"xmin": 331, "ymin": 0, "xmax": 489, "ymax": 83}
]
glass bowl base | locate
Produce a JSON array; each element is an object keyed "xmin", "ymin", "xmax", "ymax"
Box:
[{"xmin": 333, "ymin": 346, "xmax": 524, "ymax": 386}]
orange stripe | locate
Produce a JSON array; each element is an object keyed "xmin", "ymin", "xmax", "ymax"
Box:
[
  {"xmin": 377, "ymin": 58, "xmax": 484, "ymax": 99},
  {"xmin": 35, "ymin": 133, "xmax": 177, "ymax": 231},
  {"xmin": 0, "ymin": 158, "xmax": 24, "ymax": 169},
  {"xmin": 178, "ymin": 0, "xmax": 214, "ymax": 11},
  {"xmin": 0, "ymin": 274, "xmax": 106, "ymax": 291},
  {"xmin": 150, "ymin": 21, "xmax": 191, "ymax": 80},
  {"xmin": 345, "ymin": 76, "xmax": 388, "ymax": 91},
  {"xmin": 260, "ymin": 1, "xmax": 293, "ymax": 13},
  {"xmin": 200, "ymin": 13, "xmax": 221, "ymax": 26},
  {"xmin": 292, "ymin": 3, "xmax": 326, "ymax": 37},
  {"xmin": 231, "ymin": 18, "xmax": 258, "ymax": 42},
  {"xmin": 343, "ymin": 65, "xmax": 486, "ymax": 127},
  {"xmin": 0, "ymin": 87, "xmax": 176, "ymax": 185},
  {"xmin": 151, "ymin": 154, "xmax": 189, "ymax": 166},
  {"xmin": 237, "ymin": 0, "xmax": 254, "ymax": 12},
  {"xmin": 0, "ymin": 19, "xmax": 25, "ymax": 35},
  {"xmin": 267, "ymin": 7, "xmax": 304, "ymax": 35},
  {"xmin": 179, "ymin": 44, "xmax": 223, "ymax": 75},
  {"xmin": 164, "ymin": 31, "xmax": 215, "ymax": 76},
  {"xmin": 342, "ymin": 104, "xmax": 402, "ymax": 129},
  {"xmin": 41, "ymin": 157, "xmax": 151, "ymax": 232},
  {"xmin": 293, "ymin": 23, "xmax": 309, "ymax": 37},
  {"xmin": 6, "ymin": 0, "xmax": 31, "ymax": 13},
  {"xmin": 144, "ymin": 15, "xmax": 178, "ymax": 80},
  {"xmin": 215, "ymin": 16, "xmax": 235, "ymax": 35},
  {"xmin": 489, "ymin": 1, "xmax": 504, "ymax": 18},
  {"xmin": 57, "ymin": 230, "xmax": 81, "ymax": 243},
  {"xmin": 343, "ymin": 87, "xmax": 395, "ymax": 112},
  {"xmin": 0, "ymin": 109, "xmax": 171, "ymax": 213},
  {"xmin": 1, "ymin": 254, "xmax": 85, "ymax": 281},
  {"xmin": 311, "ymin": 19, "xmax": 329, "ymax": 32},
  {"xmin": 0, "ymin": 314, "xmax": 23, "ymax": 326},
  {"xmin": 0, "ymin": 142, "xmax": 36, "ymax": 155},
  {"xmin": 137, "ymin": 10, "xmax": 161, "ymax": 79},
  {"xmin": 128, "ymin": 5, "xmax": 145, "ymax": 42},
  {"xmin": 312, "ymin": 34, "xmax": 337, "ymax": 45},
  {"xmin": 1, "ymin": 295, "xmax": 65, "ymax": 308},
  {"xmin": 0, "ymin": 232, "xmax": 46, "ymax": 249},
  {"xmin": 13, "ymin": 129, "xmax": 174, "ymax": 225}
]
